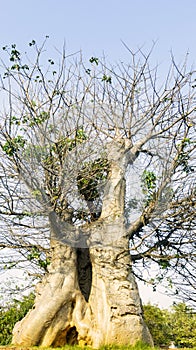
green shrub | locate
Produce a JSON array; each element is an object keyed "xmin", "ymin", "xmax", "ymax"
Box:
[
  {"xmin": 143, "ymin": 304, "xmax": 172, "ymax": 346},
  {"xmin": 143, "ymin": 302, "xmax": 196, "ymax": 348},
  {"xmin": 170, "ymin": 302, "xmax": 196, "ymax": 348},
  {"xmin": 0, "ymin": 292, "xmax": 35, "ymax": 345}
]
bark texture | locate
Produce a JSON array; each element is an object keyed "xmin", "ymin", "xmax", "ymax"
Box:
[
  {"xmin": 13, "ymin": 239, "xmax": 152, "ymax": 347},
  {"xmin": 12, "ymin": 140, "xmax": 153, "ymax": 347}
]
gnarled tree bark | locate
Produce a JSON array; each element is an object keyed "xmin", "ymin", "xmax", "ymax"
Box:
[{"xmin": 12, "ymin": 139, "xmax": 153, "ymax": 347}]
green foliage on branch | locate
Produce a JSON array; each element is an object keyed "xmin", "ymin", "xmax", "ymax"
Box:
[
  {"xmin": 46, "ymin": 128, "xmax": 87, "ymax": 162},
  {"xmin": 27, "ymin": 246, "xmax": 50, "ymax": 270},
  {"xmin": 102, "ymin": 74, "xmax": 112, "ymax": 83},
  {"xmin": 2, "ymin": 43, "xmax": 30, "ymax": 73},
  {"xmin": 2, "ymin": 135, "xmax": 26, "ymax": 157},
  {"xmin": 89, "ymin": 56, "xmax": 99, "ymax": 65},
  {"xmin": 176, "ymin": 137, "xmax": 194, "ymax": 174},
  {"xmin": 43, "ymin": 127, "xmax": 89, "ymax": 218},
  {"xmin": 77, "ymin": 158, "xmax": 109, "ymax": 202},
  {"xmin": 141, "ymin": 170, "xmax": 157, "ymax": 205},
  {"xmin": 158, "ymin": 259, "xmax": 171, "ymax": 270},
  {"xmin": 0, "ymin": 293, "xmax": 35, "ymax": 345}
]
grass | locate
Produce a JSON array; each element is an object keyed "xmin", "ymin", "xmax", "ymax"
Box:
[
  {"xmin": 0, "ymin": 341, "xmax": 156, "ymax": 350},
  {"xmin": 1, "ymin": 342, "xmax": 196, "ymax": 350}
]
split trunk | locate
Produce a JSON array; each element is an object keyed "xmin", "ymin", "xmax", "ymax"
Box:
[{"xmin": 12, "ymin": 140, "xmax": 153, "ymax": 347}]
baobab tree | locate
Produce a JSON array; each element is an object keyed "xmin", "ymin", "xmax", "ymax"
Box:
[{"xmin": 0, "ymin": 39, "xmax": 195, "ymax": 347}]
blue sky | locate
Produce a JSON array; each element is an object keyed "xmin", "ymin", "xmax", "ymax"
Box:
[
  {"xmin": 1, "ymin": 0, "xmax": 194, "ymax": 308},
  {"xmin": 1, "ymin": 0, "xmax": 196, "ymax": 67}
]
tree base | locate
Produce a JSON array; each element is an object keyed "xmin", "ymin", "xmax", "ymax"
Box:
[{"xmin": 12, "ymin": 242, "xmax": 153, "ymax": 348}]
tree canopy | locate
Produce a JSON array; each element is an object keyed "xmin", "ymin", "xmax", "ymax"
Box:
[{"xmin": 0, "ymin": 38, "xmax": 195, "ymax": 304}]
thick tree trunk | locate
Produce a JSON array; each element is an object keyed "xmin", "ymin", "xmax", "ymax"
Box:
[
  {"xmin": 13, "ymin": 225, "xmax": 152, "ymax": 347},
  {"xmin": 12, "ymin": 140, "xmax": 153, "ymax": 347},
  {"xmin": 87, "ymin": 247, "xmax": 152, "ymax": 347},
  {"xmin": 13, "ymin": 242, "xmax": 83, "ymax": 346}
]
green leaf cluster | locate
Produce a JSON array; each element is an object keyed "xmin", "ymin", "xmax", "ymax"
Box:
[
  {"xmin": 141, "ymin": 170, "xmax": 157, "ymax": 205},
  {"xmin": 177, "ymin": 137, "xmax": 194, "ymax": 173},
  {"xmin": 11, "ymin": 110, "xmax": 50, "ymax": 128},
  {"xmin": 158, "ymin": 259, "xmax": 171, "ymax": 269},
  {"xmin": 89, "ymin": 57, "xmax": 99, "ymax": 65},
  {"xmin": 29, "ymin": 39, "xmax": 36, "ymax": 47},
  {"xmin": 27, "ymin": 246, "xmax": 50, "ymax": 270},
  {"xmin": 2, "ymin": 136, "xmax": 26, "ymax": 157},
  {"xmin": 2, "ymin": 44, "xmax": 29, "ymax": 73},
  {"xmin": 51, "ymin": 128, "xmax": 87, "ymax": 155},
  {"xmin": 9, "ymin": 44, "xmax": 20, "ymax": 62},
  {"xmin": 77, "ymin": 158, "xmax": 109, "ymax": 202},
  {"xmin": 102, "ymin": 74, "xmax": 112, "ymax": 83}
]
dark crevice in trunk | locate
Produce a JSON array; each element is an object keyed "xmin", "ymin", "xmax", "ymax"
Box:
[
  {"xmin": 51, "ymin": 326, "xmax": 79, "ymax": 347},
  {"xmin": 76, "ymin": 247, "xmax": 92, "ymax": 302},
  {"xmin": 66, "ymin": 326, "xmax": 78, "ymax": 345}
]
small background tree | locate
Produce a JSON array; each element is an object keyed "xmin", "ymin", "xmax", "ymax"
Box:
[
  {"xmin": 170, "ymin": 303, "xmax": 196, "ymax": 348},
  {"xmin": 143, "ymin": 304, "xmax": 171, "ymax": 347}
]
